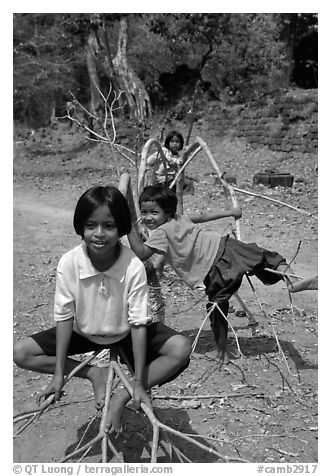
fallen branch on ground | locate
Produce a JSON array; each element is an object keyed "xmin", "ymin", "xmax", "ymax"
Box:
[
  {"xmin": 14, "ymin": 345, "xmax": 251, "ymax": 463},
  {"xmin": 13, "ymin": 349, "xmax": 107, "ymax": 424},
  {"xmin": 60, "ymin": 351, "xmax": 251, "ymax": 463},
  {"xmin": 233, "ymin": 187, "xmax": 318, "ymax": 220},
  {"xmin": 153, "ymin": 392, "xmax": 265, "ymax": 400}
]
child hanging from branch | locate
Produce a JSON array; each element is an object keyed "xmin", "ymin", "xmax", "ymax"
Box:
[
  {"xmin": 126, "ymin": 184, "xmax": 318, "ymax": 364},
  {"xmin": 13, "ymin": 185, "xmax": 191, "ymax": 435}
]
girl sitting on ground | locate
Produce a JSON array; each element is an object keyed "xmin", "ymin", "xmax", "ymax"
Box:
[{"xmin": 13, "ymin": 185, "xmax": 191, "ymax": 434}]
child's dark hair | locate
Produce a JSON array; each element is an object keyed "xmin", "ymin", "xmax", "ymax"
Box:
[
  {"xmin": 139, "ymin": 184, "xmax": 178, "ymax": 218},
  {"xmin": 164, "ymin": 130, "xmax": 184, "ymax": 151},
  {"xmin": 73, "ymin": 185, "xmax": 132, "ymax": 238}
]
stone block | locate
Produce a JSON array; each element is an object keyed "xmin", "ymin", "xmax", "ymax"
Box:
[
  {"xmin": 253, "ymin": 172, "xmax": 294, "ymax": 188},
  {"xmin": 215, "ymin": 174, "xmax": 237, "ymax": 185},
  {"xmin": 269, "ymin": 174, "xmax": 294, "ymax": 187},
  {"xmin": 253, "ymin": 173, "xmax": 270, "ymax": 186}
]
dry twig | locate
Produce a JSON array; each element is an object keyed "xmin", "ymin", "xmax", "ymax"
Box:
[{"xmin": 15, "ymin": 345, "xmax": 249, "ymax": 463}]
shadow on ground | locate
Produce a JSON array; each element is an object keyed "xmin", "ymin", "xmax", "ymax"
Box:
[
  {"xmin": 65, "ymin": 406, "xmax": 219, "ymax": 463},
  {"xmin": 182, "ymin": 328, "xmax": 317, "ymax": 374}
]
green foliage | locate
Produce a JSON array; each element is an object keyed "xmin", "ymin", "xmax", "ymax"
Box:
[
  {"xmin": 126, "ymin": 16, "xmax": 174, "ymax": 85},
  {"xmin": 13, "ymin": 13, "xmax": 317, "ymax": 128},
  {"xmin": 13, "ymin": 13, "xmax": 87, "ymax": 126},
  {"xmin": 146, "ymin": 13, "xmax": 289, "ymax": 100}
]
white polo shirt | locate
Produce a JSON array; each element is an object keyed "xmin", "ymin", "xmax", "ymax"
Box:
[{"xmin": 54, "ymin": 243, "xmax": 152, "ymax": 345}]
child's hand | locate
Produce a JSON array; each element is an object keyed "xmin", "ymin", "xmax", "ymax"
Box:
[
  {"xmin": 36, "ymin": 374, "xmax": 64, "ymax": 406},
  {"xmin": 132, "ymin": 381, "xmax": 152, "ymax": 410},
  {"xmin": 231, "ymin": 207, "xmax": 242, "ymax": 219}
]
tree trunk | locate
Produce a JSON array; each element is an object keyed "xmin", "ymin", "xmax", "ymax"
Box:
[
  {"xmin": 86, "ymin": 30, "xmax": 102, "ymax": 115},
  {"xmin": 113, "ymin": 17, "xmax": 152, "ymax": 123},
  {"xmin": 279, "ymin": 14, "xmax": 297, "ymax": 88},
  {"xmin": 98, "ymin": 17, "xmax": 123, "ymax": 101}
]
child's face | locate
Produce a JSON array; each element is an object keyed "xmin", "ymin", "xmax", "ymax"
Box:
[
  {"xmin": 83, "ymin": 204, "xmax": 120, "ymax": 261},
  {"xmin": 140, "ymin": 200, "xmax": 171, "ymax": 230},
  {"xmin": 168, "ymin": 137, "xmax": 182, "ymax": 154}
]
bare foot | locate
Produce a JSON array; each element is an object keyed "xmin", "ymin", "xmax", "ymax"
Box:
[
  {"xmin": 104, "ymin": 391, "xmax": 128, "ymax": 435},
  {"xmin": 288, "ymin": 276, "xmax": 318, "ymax": 293},
  {"xmin": 205, "ymin": 348, "xmax": 235, "ymax": 366},
  {"xmin": 220, "ymin": 349, "xmax": 231, "ymax": 366},
  {"xmin": 87, "ymin": 367, "xmax": 108, "ymax": 410}
]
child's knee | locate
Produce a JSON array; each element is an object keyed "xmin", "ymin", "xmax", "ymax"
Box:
[
  {"xmin": 13, "ymin": 338, "xmax": 35, "ymax": 367},
  {"xmin": 168, "ymin": 335, "xmax": 191, "ymax": 362},
  {"xmin": 13, "ymin": 342, "xmax": 24, "ymax": 367}
]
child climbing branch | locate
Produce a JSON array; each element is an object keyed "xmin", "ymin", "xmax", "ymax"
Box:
[{"xmin": 126, "ymin": 184, "xmax": 318, "ymax": 365}]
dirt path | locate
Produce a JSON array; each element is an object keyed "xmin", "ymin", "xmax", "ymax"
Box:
[{"xmin": 14, "ymin": 192, "xmax": 72, "ymax": 220}]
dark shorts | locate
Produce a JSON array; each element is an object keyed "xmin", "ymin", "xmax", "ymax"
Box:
[
  {"xmin": 203, "ymin": 236, "xmax": 287, "ymax": 329},
  {"xmin": 204, "ymin": 235, "xmax": 286, "ymax": 303},
  {"xmin": 30, "ymin": 322, "xmax": 189, "ymax": 385}
]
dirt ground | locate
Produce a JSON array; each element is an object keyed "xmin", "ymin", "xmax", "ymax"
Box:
[{"xmin": 13, "ymin": 119, "xmax": 318, "ymax": 464}]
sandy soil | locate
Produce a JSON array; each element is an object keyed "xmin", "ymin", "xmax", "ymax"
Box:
[{"xmin": 13, "ymin": 121, "xmax": 318, "ymax": 463}]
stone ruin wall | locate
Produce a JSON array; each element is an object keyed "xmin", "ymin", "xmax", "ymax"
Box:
[{"xmin": 207, "ymin": 89, "xmax": 317, "ymax": 158}]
